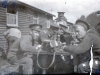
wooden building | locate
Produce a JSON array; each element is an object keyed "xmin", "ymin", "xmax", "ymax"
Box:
[{"xmin": 0, "ymin": 0, "xmax": 55, "ymax": 50}]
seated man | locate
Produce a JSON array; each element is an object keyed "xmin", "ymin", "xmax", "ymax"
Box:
[
  {"xmin": 63, "ymin": 19, "xmax": 100, "ymax": 73},
  {"xmin": 7, "ymin": 24, "xmax": 42, "ymax": 74}
]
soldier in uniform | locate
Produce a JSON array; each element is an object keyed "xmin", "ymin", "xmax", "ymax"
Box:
[
  {"xmin": 7, "ymin": 24, "xmax": 42, "ymax": 74},
  {"xmin": 63, "ymin": 19, "xmax": 100, "ymax": 73},
  {"xmin": 59, "ymin": 23, "xmax": 73, "ymax": 45},
  {"xmin": 56, "ymin": 23, "xmax": 74, "ymax": 74},
  {"xmin": 46, "ymin": 23, "xmax": 74, "ymax": 74},
  {"xmin": 32, "ymin": 22, "xmax": 60, "ymax": 74}
]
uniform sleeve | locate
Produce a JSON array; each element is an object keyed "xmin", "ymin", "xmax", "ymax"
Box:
[
  {"xmin": 3, "ymin": 30, "xmax": 10, "ymax": 36},
  {"xmin": 20, "ymin": 37, "xmax": 37, "ymax": 52},
  {"xmin": 64, "ymin": 36, "xmax": 92, "ymax": 54}
]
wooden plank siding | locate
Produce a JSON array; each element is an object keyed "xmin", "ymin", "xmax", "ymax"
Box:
[
  {"xmin": 18, "ymin": 7, "xmax": 52, "ymax": 35},
  {"xmin": 0, "ymin": 7, "xmax": 8, "ymax": 51},
  {"xmin": 18, "ymin": 11, "xmax": 31, "ymax": 35},
  {"xmin": 38, "ymin": 14, "xmax": 48, "ymax": 29}
]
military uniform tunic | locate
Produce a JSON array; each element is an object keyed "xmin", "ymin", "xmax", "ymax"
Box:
[{"xmin": 64, "ymin": 33, "xmax": 100, "ymax": 73}]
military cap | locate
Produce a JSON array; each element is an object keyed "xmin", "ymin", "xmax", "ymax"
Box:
[
  {"xmin": 75, "ymin": 19, "xmax": 90, "ymax": 31},
  {"xmin": 59, "ymin": 23, "xmax": 68, "ymax": 28},
  {"xmin": 29, "ymin": 24, "xmax": 42, "ymax": 31},
  {"xmin": 50, "ymin": 22, "xmax": 60, "ymax": 30}
]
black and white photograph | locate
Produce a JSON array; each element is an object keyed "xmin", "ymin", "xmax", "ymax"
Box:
[{"xmin": 0, "ymin": 0, "xmax": 100, "ymax": 74}]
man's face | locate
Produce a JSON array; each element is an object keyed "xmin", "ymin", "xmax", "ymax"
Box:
[
  {"xmin": 75, "ymin": 25, "xmax": 86, "ymax": 39},
  {"xmin": 31, "ymin": 30, "xmax": 40, "ymax": 40},
  {"xmin": 61, "ymin": 26, "xmax": 67, "ymax": 30},
  {"xmin": 49, "ymin": 28, "xmax": 58, "ymax": 36},
  {"xmin": 60, "ymin": 26, "xmax": 68, "ymax": 33},
  {"xmin": 59, "ymin": 16, "xmax": 63, "ymax": 21}
]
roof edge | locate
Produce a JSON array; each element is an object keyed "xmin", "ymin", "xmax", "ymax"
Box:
[{"xmin": 17, "ymin": 0, "xmax": 55, "ymax": 17}]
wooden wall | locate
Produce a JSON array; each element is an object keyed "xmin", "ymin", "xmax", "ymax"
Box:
[
  {"xmin": 0, "ymin": 4, "xmax": 53, "ymax": 51},
  {"xmin": 0, "ymin": 7, "xmax": 8, "ymax": 51},
  {"xmin": 18, "ymin": 6, "xmax": 53, "ymax": 35}
]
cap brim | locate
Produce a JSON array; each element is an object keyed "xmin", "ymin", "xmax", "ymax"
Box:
[
  {"xmin": 30, "ymin": 28, "xmax": 41, "ymax": 32},
  {"xmin": 60, "ymin": 24, "xmax": 68, "ymax": 28},
  {"xmin": 29, "ymin": 24, "xmax": 42, "ymax": 29},
  {"xmin": 50, "ymin": 25, "xmax": 59, "ymax": 30}
]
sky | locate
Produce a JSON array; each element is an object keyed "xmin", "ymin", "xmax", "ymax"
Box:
[{"xmin": 19, "ymin": 0, "xmax": 100, "ymax": 23}]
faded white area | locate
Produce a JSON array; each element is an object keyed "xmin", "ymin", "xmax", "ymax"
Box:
[
  {"xmin": 89, "ymin": 41, "xmax": 93, "ymax": 75},
  {"xmin": 19, "ymin": 0, "xmax": 100, "ymax": 23}
]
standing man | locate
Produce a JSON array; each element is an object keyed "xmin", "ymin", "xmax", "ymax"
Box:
[
  {"xmin": 57, "ymin": 23, "xmax": 74, "ymax": 73},
  {"xmin": 7, "ymin": 24, "xmax": 42, "ymax": 74},
  {"xmin": 3, "ymin": 26, "xmax": 21, "ymax": 53},
  {"xmin": 33, "ymin": 23, "xmax": 60, "ymax": 74},
  {"xmin": 59, "ymin": 23, "xmax": 73, "ymax": 45},
  {"xmin": 47, "ymin": 23, "xmax": 74, "ymax": 74},
  {"xmin": 63, "ymin": 19, "xmax": 100, "ymax": 73}
]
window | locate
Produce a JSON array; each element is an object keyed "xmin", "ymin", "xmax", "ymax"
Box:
[
  {"xmin": 47, "ymin": 16, "xmax": 50, "ymax": 28},
  {"xmin": 47, "ymin": 20, "xmax": 50, "ymax": 28},
  {"xmin": 7, "ymin": 11, "xmax": 18, "ymax": 27},
  {"xmin": 33, "ymin": 14, "xmax": 39, "ymax": 24}
]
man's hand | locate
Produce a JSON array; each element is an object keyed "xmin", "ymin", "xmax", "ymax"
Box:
[
  {"xmin": 63, "ymin": 46, "xmax": 70, "ymax": 52},
  {"xmin": 36, "ymin": 45, "xmax": 42, "ymax": 50}
]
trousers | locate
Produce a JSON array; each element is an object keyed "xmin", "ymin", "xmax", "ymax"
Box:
[{"xmin": 8, "ymin": 56, "xmax": 33, "ymax": 74}]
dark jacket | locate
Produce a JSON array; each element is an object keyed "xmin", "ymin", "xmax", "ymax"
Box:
[
  {"xmin": 65, "ymin": 33, "xmax": 100, "ymax": 54},
  {"xmin": 64, "ymin": 33, "xmax": 100, "ymax": 64}
]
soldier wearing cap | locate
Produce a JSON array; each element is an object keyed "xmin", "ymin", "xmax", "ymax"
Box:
[
  {"xmin": 42, "ymin": 22, "xmax": 60, "ymax": 44},
  {"xmin": 59, "ymin": 23, "xmax": 73, "ymax": 45},
  {"xmin": 7, "ymin": 24, "xmax": 42, "ymax": 74},
  {"xmin": 45, "ymin": 23, "xmax": 73, "ymax": 74},
  {"xmin": 36, "ymin": 22, "xmax": 60, "ymax": 74},
  {"xmin": 56, "ymin": 23, "xmax": 74, "ymax": 73},
  {"xmin": 63, "ymin": 19, "xmax": 100, "ymax": 73}
]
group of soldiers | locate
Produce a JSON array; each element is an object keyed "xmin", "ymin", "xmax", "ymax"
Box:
[{"xmin": 0, "ymin": 17, "xmax": 100, "ymax": 74}]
